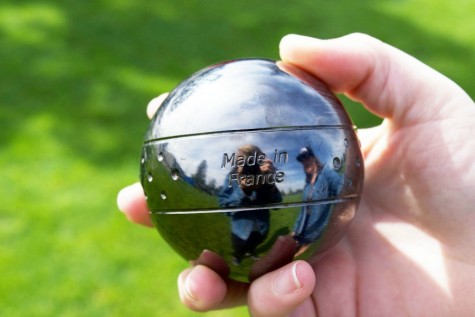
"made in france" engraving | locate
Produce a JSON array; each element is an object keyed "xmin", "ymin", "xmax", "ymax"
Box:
[{"xmin": 221, "ymin": 149, "xmax": 288, "ymax": 187}]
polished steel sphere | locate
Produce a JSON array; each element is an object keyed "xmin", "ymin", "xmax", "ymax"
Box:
[{"xmin": 140, "ymin": 59, "xmax": 364, "ymax": 282}]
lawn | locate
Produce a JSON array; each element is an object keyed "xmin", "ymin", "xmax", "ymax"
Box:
[{"xmin": 1, "ymin": 0, "xmax": 474, "ymax": 316}]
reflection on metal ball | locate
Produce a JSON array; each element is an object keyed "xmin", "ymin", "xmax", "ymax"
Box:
[{"xmin": 140, "ymin": 59, "xmax": 364, "ymax": 282}]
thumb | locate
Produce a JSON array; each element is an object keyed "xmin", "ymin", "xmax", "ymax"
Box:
[
  {"xmin": 247, "ymin": 261, "xmax": 316, "ymax": 317},
  {"xmin": 279, "ymin": 33, "xmax": 473, "ymax": 127}
]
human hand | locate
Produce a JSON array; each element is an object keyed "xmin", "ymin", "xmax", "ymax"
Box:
[
  {"xmin": 259, "ymin": 159, "xmax": 275, "ymax": 174},
  {"xmin": 117, "ymin": 33, "xmax": 475, "ymax": 316}
]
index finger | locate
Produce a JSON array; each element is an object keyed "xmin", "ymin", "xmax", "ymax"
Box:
[{"xmin": 279, "ymin": 33, "xmax": 473, "ymax": 126}]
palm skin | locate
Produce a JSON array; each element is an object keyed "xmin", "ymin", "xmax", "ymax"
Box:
[
  {"xmin": 281, "ymin": 33, "xmax": 475, "ymax": 317},
  {"xmin": 118, "ymin": 34, "xmax": 475, "ymax": 317}
]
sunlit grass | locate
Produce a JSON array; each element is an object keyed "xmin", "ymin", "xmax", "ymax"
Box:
[
  {"xmin": 1, "ymin": 0, "xmax": 474, "ymax": 316},
  {"xmin": 0, "ymin": 3, "xmax": 65, "ymax": 45}
]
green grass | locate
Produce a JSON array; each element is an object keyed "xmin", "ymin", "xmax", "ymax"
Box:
[{"xmin": 1, "ymin": 0, "xmax": 475, "ymax": 316}]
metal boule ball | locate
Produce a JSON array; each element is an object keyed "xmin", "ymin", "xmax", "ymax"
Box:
[{"xmin": 140, "ymin": 58, "xmax": 364, "ymax": 282}]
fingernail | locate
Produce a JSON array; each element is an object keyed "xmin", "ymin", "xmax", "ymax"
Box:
[
  {"xmin": 189, "ymin": 249, "xmax": 211, "ymax": 266},
  {"xmin": 116, "ymin": 183, "xmax": 146, "ymax": 214},
  {"xmin": 146, "ymin": 93, "xmax": 169, "ymax": 119},
  {"xmin": 273, "ymin": 262, "xmax": 302, "ymax": 295},
  {"xmin": 279, "ymin": 34, "xmax": 299, "ymax": 53},
  {"xmin": 116, "ymin": 186, "xmax": 131, "ymax": 212},
  {"xmin": 281, "ymin": 33, "xmax": 306, "ymax": 43},
  {"xmin": 280, "ymin": 34, "xmax": 320, "ymax": 48},
  {"xmin": 184, "ymin": 270, "xmax": 198, "ymax": 301}
]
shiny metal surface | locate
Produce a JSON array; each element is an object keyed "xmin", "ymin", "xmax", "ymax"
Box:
[{"xmin": 140, "ymin": 59, "xmax": 364, "ymax": 282}]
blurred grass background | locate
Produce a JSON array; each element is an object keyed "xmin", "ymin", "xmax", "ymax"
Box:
[{"xmin": 1, "ymin": 0, "xmax": 474, "ymax": 316}]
